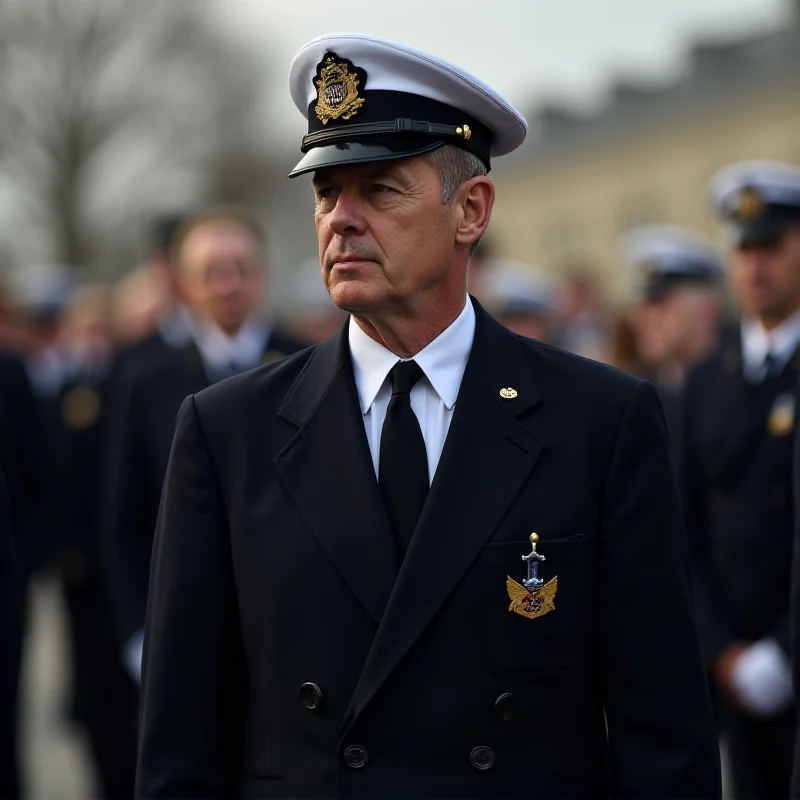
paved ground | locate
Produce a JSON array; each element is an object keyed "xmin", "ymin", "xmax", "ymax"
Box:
[{"xmin": 19, "ymin": 576, "xmax": 95, "ymax": 800}]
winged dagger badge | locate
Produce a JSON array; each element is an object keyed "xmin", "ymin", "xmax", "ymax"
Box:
[{"xmin": 506, "ymin": 533, "xmax": 558, "ymax": 619}]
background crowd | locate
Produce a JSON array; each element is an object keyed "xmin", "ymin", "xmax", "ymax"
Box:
[{"xmin": 0, "ymin": 0, "xmax": 799, "ymax": 798}]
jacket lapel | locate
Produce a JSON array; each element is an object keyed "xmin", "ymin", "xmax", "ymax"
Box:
[
  {"xmin": 706, "ymin": 340, "xmax": 775, "ymax": 484},
  {"xmin": 343, "ymin": 302, "xmax": 545, "ymax": 732},
  {"xmin": 274, "ymin": 325, "xmax": 399, "ymax": 626}
]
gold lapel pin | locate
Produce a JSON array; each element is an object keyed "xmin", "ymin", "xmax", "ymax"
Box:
[{"xmin": 499, "ymin": 387, "xmax": 518, "ymax": 400}]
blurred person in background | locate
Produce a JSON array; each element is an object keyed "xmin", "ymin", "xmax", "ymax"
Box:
[
  {"xmin": 557, "ymin": 263, "xmax": 612, "ymax": 363},
  {"xmin": 0, "ymin": 346, "xmax": 57, "ymax": 796},
  {"xmin": 52, "ymin": 284, "xmax": 138, "ymax": 799},
  {"xmin": 110, "ymin": 263, "xmax": 173, "ymax": 347},
  {"xmin": 0, "ymin": 446, "xmax": 21, "ymax": 800},
  {"xmin": 108, "ymin": 212, "xmax": 193, "ymax": 385},
  {"xmin": 8, "ymin": 263, "xmax": 76, "ymax": 402},
  {"xmin": 480, "ymin": 259, "xmax": 558, "ymax": 343},
  {"xmin": 682, "ymin": 161, "xmax": 800, "ymax": 800},
  {"xmin": 0, "ymin": 385, "xmax": 22, "ymax": 798},
  {"xmin": 104, "ymin": 206, "xmax": 306, "ymax": 686},
  {"xmin": 607, "ymin": 313, "xmax": 647, "ymax": 377},
  {"xmin": 624, "ymin": 224, "xmax": 724, "ymax": 465}
]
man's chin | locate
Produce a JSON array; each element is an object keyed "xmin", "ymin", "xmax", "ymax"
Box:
[{"xmin": 327, "ymin": 281, "xmax": 380, "ymax": 314}]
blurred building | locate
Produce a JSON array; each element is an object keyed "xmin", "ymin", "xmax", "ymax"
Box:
[{"xmin": 491, "ymin": 5, "xmax": 800, "ymax": 300}]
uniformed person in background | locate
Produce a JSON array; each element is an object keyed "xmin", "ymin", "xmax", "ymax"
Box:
[
  {"xmin": 108, "ymin": 212, "xmax": 193, "ymax": 384},
  {"xmin": 0, "ymin": 409, "xmax": 22, "ymax": 799},
  {"xmin": 53, "ymin": 285, "xmax": 138, "ymax": 799},
  {"xmin": 681, "ymin": 161, "xmax": 800, "ymax": 800},
  {"xmin": 135, "ymin": 34, "xmax": 720, "ymax": 798},
  {"xmin": 480, "ymin": 259, "xmax": 559, "ymax": 344},
  {"xmin": 104, "ymin": 206, "xmax": 306, "ymax": 685},
  {"xmin": 623, "ymin": 224, "xmax": 725, "ymax": 465},
  {"xmin": 0, "ymin": 348, "xmax": 57, "ymax": 796}
]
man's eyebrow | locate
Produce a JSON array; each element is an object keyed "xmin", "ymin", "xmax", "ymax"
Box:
[
  {"xmin": 311, "ymin": 164, "xmax": 413, "ymax": 188},
  {"xmin": 365, "ymin": 164, "xmax": 412, "ymax": 185}
]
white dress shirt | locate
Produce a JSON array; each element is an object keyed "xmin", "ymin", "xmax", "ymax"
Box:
[
  {"xmin": 741, "ymin": 310, "xmax": 800, "ymax": 382},
  {"xmin": 348, "ymin": 298, "xmax": 475, "ymax": 483},
  {"xmin": 192, "ymin": 317, "xmax": 270, "ymax": 373}
]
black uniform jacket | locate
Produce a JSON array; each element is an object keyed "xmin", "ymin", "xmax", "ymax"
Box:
[
  {"xmin": 0, "ymin": 402, "xmax": 22, "ymax": 797},
  {"xmin": 788, "ymin": 368, "xmax": 800, "ymax": 797},
  {"xmin": 105, "ymin": 329, "xmax": 306, "ymax": 649},
  {"xmin": 0, "ymin": 352, "xmax": 58, "ymax": 579},
  {"xmin": 136, "ymin": 301, "xmax": 720, "ymax": 799},
  {"xmin": 682, "ymin": 340, "xmax": 798, "ymax": 668}
]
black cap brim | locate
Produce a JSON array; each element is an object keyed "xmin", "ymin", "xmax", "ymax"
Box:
[
  {"xmin": 288, "ymin": 137, "xmax": 444, "ymax": 178},
  {"xmin": 733, "ymin": 217, "xmax": 794, "ymax": 247}
]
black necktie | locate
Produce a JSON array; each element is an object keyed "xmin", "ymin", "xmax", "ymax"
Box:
[
  {"xmin": 379, "ymin": 360, "xmax": 429, "ymax": 555},
  {"xmin": 763, "ymin": 352, "xmax": 780, "ymax": 380}
]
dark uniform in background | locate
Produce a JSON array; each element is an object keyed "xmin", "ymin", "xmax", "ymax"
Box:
[
  {"xmin": 135, "ymin": 34, "xmax": 720, "ymax": 799},
  {"xmin": 621, "ymin": 224, "xmax": 724, "ymax": 471},
  {"xmin": 106, "ymin": 213, "xmax": 193, "ymax": 391},
  {"xmin": 683, "ymin": 162, "xmax": 800, "ymax": 799},
  {"xmin": 105, "ymin": 330, "xmax": 305, "ymax": 658},
  {"xmin": 105, "ymin": 206, "xmax": 306, "ymax": 682},
  {"xmin": 54, "ymin": 367, "xmax": 139, "ymax": 799},
  {"xmin": 0, "ymin": 399, "xmax": 22, "ymax": 799},
  {"xmin": 0, "ymin": 352, "xmax": 56, "ymax": 798}
]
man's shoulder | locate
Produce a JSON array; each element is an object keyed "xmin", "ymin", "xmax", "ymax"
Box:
[{"xmin": 518, "ymin": 336, "xmax": 641, "ymax": 404}]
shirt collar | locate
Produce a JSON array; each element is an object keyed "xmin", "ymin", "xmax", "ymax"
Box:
[
  {"xmin": 348, "ymin": 297, "xmax": 475, "ymax": 414},
  {"xmin": 157, "ymin": 303, "xmax": 194, "ymax": 347},
  {"xmin": 192, "ymin": 317, "xmax": 270, "ymax": 369},
  {"xmin": 741, "ymin": 309, "xmax": 800, "ymax": 374}
]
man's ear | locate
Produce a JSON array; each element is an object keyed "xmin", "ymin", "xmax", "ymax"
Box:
[{"xmin": 455, "ymin": 176, "xmax": 495, "ymax": 250}]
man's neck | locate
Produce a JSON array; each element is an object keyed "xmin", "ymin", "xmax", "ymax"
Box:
[
  {"xmin": 352, "ymin": 296, "xmax": 468, "ymax": 358},
  {"xmin": 758, "ymin": 309, "xmax": 800, "ymax": 333}
]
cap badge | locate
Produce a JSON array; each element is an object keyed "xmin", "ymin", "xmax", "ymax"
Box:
[
  {"xmin": 314, "ymin": 52, "xmax": 366, "ymax": 125},
  {"xmin": 506, "ymin": 533, "xmax": 558, "ymax": 620},
  {"xmin": 734, "ymin": 186, "xmax": 766, "ymax": 220}
]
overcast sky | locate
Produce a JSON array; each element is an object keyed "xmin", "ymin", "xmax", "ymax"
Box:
[{"xmin": 212, "ymin": 0, "xmax": 794, "ymax": 149}]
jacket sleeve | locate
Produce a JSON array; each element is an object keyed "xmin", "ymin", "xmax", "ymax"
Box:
[
  {"xmin": 135, "ymin": 395, "xmax": 246, "ymax": 799},
  {"xmin": 601, "ymin": 379, "xmax": 721, "ymax": 799}
]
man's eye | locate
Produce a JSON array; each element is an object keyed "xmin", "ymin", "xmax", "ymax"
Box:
[
  {"xmin": 372, "ymin": 184, "xmax": 396, "ymax": 194},
  {"xmin": 315, "ymin": 187, "xmax": 337, "ymax": 200}
]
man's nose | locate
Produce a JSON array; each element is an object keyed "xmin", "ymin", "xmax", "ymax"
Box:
[{"xmin": 327, "ymin": 190, "xmax": 367, "ymax": 237}]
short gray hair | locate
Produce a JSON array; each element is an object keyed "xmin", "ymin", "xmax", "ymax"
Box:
[
  {"xmin": 425, "ymin": 145, "xmax": 488, "ymax": 202},
  {"xmin": 424, "ymin": 145, "xmax": 489, "ymax": 254}
]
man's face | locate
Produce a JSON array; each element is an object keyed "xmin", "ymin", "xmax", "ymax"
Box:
[
  {"xmin": 312, "ymin": 157, "xmax": 460, "ymax": 316},
  {"xmin": 730, "ymin": 227, "xmax": 800, "ymax": 323},
  {"xmin": 633, "ymin": 288, "xmax": 700, "ymax": 366},
  {"xmin": 178, "ymin": 221, "xmax": 264, "ymax": 335}
]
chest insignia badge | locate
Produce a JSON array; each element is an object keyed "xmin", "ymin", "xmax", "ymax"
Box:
[
  {"xmin": 768, "ymin": 393, "xmax": 795, "ymax": 437},
  {"xmin": 506, "ymin": 533, "xmax": 558, "ymax": 620},
  {"xmin": 62, "ymin": 385, "xmax": 101, "ymax": 430}
]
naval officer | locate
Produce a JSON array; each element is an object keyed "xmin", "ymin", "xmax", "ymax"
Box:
[
  {"xmin": 135, "ymin": 34, "xmax": 721, "ymax": 799},
  {"xmin": 623, "ymin": 224, "xmax": 725, "ymax": 467},
  {"xmin": 682, "ymin": 161, "xmax": 800, "ymax": 800}
]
